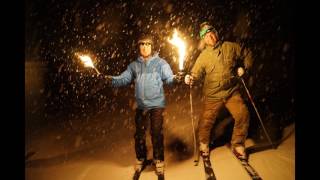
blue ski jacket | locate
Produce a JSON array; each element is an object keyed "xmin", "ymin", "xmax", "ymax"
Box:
[{"xmin": 111, "ymin": 53, "xmax": 175, "ymax": 109}]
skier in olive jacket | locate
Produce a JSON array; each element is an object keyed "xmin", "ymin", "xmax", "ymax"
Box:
[{"xmin": 185, "ymin": 22, "xmax": 253, "ymax": 160}]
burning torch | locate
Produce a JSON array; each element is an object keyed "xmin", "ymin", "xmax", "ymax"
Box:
[
  {"xmin": 169, "ymin": 29, "xmax": 198, "ymax": 165},
  {"xmin": 75, "ymin": 53, "xmax": 101, "ymax": 75},
  {"xmin": 168, "ymin": 29, "xmax": 187, "ymax": 77}
]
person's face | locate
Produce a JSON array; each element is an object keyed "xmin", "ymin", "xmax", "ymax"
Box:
[
  {"xmin": 204, "ymin": 32, "xmax": 218, "ymax": 47},
  {"xmin": 139, "ymin": 41, "xmax": 152, "ymax": 59}
]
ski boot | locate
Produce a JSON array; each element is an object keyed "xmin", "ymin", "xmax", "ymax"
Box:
[
  {"xmin": 200, "ymin": 142, "xmax": 210, "ymax": 158},
  {"xmin": 154, "ymin": 160, "xmax": 165, "ymax": 180},
  {"xmin": 232, "ymin": 145, "xmax": 247, "ymax": 160},
  {"xmin": 199, "ymin": 143, "xmax": 216, "ymax": 180},
  {"xmin": 133, "ymin": 158, "xmax": 147, "ymax": 180}
]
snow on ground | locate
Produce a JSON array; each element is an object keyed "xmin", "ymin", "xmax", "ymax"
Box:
[
  {"xmin": 26, "ymin": 90, "xmax": 294, "ymax": 180},
  {"xmin": 26, "ymin": 115, "xmax": 294, "ymax": 180}
]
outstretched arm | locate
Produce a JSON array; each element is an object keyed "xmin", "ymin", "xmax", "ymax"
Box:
[{"xmin": 111, "ymin": 66, "xmax": 133, "ymax": 87}]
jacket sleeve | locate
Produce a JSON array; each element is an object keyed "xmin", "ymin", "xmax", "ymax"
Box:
[
  {"xmin": 161, "ymin": 63, "xmax": 175, "ymax": 85},
  {"xmin": 234, "ymin": 43, "xmax": 253, "ymax": 71},
  {"xmin": 111, "ymin": 65, "xmax": 133, "ymax": 87},
  {"xmin": 191, "ymin": 53, "xmax": 205, "ymax": 81}
]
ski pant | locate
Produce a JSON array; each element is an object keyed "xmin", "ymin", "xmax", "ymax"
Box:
[
  {"xmin": 134, "ymin": 108, "xmax": 164, "ymax": 161},
  {"xmin": 198, "ymin": 92, "xmax": 249, "ymax": 147}
]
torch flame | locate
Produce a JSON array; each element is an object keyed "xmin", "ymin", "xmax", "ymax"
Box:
[
  {"xmin": 168, "ymin": 29, "xmax": 186, "ymax": 70},
  {"xmin": 78, "ymin": 54, "xmax": 95, "ymax": 68},
  {"xmin": 75, "ymin": 53, "xmax": 101, "ymax": 75}
]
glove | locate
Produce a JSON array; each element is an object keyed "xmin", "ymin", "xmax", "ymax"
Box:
[
  {"xmin": 174, "ymin": 72, "xmax": 185, "ymax": 83},
  {"xmin": 237, "ymin": 67, "xmax": 245, "ymax": 77},
  {"xmin": 104, "ymin": 75, "xmax": 113, "ymax": 86},
  {"xmin": 184, "ymin": 74, "xmax": 194, "ymax": 85}
]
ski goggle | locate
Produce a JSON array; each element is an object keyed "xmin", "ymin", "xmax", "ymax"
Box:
[
  {"xmin": 199, "ymin": 27, "xmax": 214, "ymax": 39},
  {"xmin": 139, "ymin": 42, "xmax": 152, "ymax": 46},
  {"xmin": 138, "ymin": 38, "xmax": 153, "ymax": 46}
]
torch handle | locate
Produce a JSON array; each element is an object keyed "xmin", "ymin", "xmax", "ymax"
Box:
[{"xmin": 94, "ymin": 67, "xmax": 101, "ymax": 75}]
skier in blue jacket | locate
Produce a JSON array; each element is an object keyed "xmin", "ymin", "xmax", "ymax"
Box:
[{"xmin": 103, "ymin": 33, "xmax": 182, "ymax": 179}]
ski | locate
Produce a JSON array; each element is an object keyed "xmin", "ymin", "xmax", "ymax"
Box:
[
  {"xmin": 202, "ymin": 156, "xmax": 216, "ymax": 180},
  {"xmin": 228, "ymin": 147, "xmax": 262, "ymax": 180}
]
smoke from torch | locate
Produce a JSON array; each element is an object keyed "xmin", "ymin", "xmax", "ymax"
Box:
[
  {"xmin": 76, "ymin": 53, "xmax": 101, "ymax": 75},
  {"xmin": 168, "ymin": 29, "xmax": 186, "ymax": 71}
]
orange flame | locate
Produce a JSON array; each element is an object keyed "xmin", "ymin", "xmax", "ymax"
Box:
[
  {"xmin": 75, "ymin": 53, "xmax": 100, "ymax": 74},
  {"xmin": 168, "ymin": 29, "xmax": 186, "ymax": 70},
  {"xmin": 77, "ymin": 54, "xmax": 95, "ymax": 68}
]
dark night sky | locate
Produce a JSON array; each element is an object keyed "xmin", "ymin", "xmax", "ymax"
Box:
[{"xmin": 25, "ymin": 0, "xmax": 295, "ymax": 126}]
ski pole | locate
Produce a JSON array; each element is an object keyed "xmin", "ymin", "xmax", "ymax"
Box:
[
  {"xmin": 240, "ymin": 77, "xmax": 276, "ymax": 149},
  {"xmin": 189, "ymin": 83, "xmax": 199, "ymax": 165}
]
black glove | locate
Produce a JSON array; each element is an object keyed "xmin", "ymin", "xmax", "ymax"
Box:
[
  {"xmin": 174, "ymin": 72, "xmax": 185, "ymax": 83},
  {"xmin": 104, "ymin": 75, "xmax": 113, "ymax": 86}
]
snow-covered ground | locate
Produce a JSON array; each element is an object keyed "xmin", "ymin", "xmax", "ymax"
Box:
[
  {"xmin": 25, "ymin": 126, "xmax": 294, "ymax": 180},
  {"xmin": 26, "ymin": 105, "xmax": 294, "ymax": 180},
  {"xmin": 26, "ymin": 88, "xmax": 294, "ymax": 180}
]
